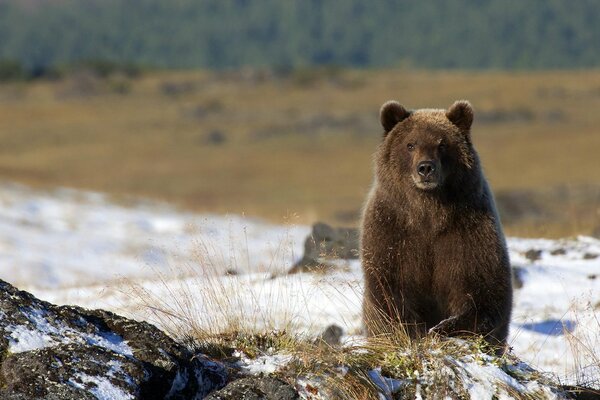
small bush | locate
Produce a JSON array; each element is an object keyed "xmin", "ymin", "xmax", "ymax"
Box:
[
  {"xmin": 73, "ymin": 59, "xmax": 143, "ymax": 79},
  {"xmin": 0, "ymin": 60, "xmax": 26, "ymax": 82}
]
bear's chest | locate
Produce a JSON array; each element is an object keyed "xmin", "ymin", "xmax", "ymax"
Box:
[{"xmin": 394, "ymin": 230, "xmax": 465, "ymax": 290}]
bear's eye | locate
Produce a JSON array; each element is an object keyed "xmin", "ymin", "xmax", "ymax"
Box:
[
  {"xmin": 407, "ymin": 143, "xmax": 415, "ymax": 151},
  {"xmin": 439, "ymin": 143, "xmax": 447, "ymax": 151}
]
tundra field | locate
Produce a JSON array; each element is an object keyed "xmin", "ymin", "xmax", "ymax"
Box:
[
  {"xmin": 0, "ymin": 68, "xmax": 599, "ymax": 397},
  {"xmin": 0, "ymin": 68, "xmax": 599, "ymax": 237},
  {"xmin": 0, "ymin": 183, "xmax": 598, "ymax": 394}
]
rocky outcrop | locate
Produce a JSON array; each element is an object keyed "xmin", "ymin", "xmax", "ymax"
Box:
[{"xmin": 0, "ymin": 279, "xmax": 226, "ymax": 399}]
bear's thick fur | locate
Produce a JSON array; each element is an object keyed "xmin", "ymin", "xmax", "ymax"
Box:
[{"xmin": 361, "ymin": 100, "xmax": 512, "ymax": 347}]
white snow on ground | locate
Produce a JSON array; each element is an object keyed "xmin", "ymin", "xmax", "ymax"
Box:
[
  {"xmin": 0, "ymin": 182, "xmax": 598, "ymax": 388},
  {"xmin": 0, "ymin": 182, "xmax": 308, "ymax": 289}
]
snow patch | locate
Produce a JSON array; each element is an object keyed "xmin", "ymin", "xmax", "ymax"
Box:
[
  {"xmin": 8, "ymin": 324, "xmax": 58, "ymax": 352},
  {"xmin": 5, "ymin": 306, "xmax": 133, "ymax": 357},
  {"xmin": 235, "ymin": 351, "xmax": 292, "ymax": 375},
  {"xmin": 70, "ymin": 372, "xmax": 134, "ymax": 400}
]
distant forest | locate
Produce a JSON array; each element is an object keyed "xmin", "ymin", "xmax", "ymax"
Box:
[{"xmin": 0, "ymin": 0, "xmax": 599, "ymax": 72}]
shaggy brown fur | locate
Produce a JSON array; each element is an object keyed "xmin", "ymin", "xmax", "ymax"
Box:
[{"xmin": 361, "ymin": 100, "xmax": 512, "ymax": 348}]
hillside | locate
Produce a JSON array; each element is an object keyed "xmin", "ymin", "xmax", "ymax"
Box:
[{"xmin": 0, "ymin": 0, "xmax": 599, "ymax": 70}]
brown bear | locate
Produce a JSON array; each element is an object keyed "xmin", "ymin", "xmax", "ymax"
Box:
[{"xmin": 360, "ymin": 100, "xmax": 512, "ymax": 348}]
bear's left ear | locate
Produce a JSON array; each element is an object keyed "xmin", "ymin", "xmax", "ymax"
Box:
[{"xmin": 446, "ymin": 100, "xmax": 473, "ymax": 131}]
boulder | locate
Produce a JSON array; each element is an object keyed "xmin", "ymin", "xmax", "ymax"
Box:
[
  {"xmin": 511, "ymin": 266, "xmax": 525, "ymax": 289},
  {"xmin": 290, "ymin": 222, "xmax": 358, "ymax": 274},
  {"xmin": 0, "ymin": 279, "xmax": 226, "ymax": 399}
]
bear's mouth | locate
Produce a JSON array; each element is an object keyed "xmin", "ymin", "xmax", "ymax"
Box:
[{"xmin": 413, "ymin": 176, "xmax": 440, "ymax": 190}]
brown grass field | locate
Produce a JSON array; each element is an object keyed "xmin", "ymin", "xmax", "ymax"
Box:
[{"xmin": 0, "ymin": 68, "xmax": 599, "ymax": 237}]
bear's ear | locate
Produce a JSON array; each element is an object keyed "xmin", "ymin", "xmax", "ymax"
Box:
[
  {"xmin": 446, "ymin": 100, "xmax": 473, "ymax": 131},
  {"xmin": 380, "ymin": 101, "xmax": 410, "ymax": 135}
]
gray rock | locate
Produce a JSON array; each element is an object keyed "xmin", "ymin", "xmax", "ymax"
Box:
[
  {"xmin": 0, "ymin": 279, "xmax": 227, "ymax": 399},
  {"xmin": 314, "ymin": 324, "xmax": 344, "ymax": 346},
  {"xmin": 290, "ymin": 222, "xmax": 359, "ymax": 274},
  {"xmin": 205, "ymin": 377, "xmax": 298, "ymax": 400},
  {"xmin": 512, "ymin": 266, "xmax": 525, "ymax": 289},
  {"xmin": 524, "ymin": 249, "xmax": 542, "ymax": 263}
]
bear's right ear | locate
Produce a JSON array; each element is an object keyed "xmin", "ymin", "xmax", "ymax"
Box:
[
  {"xmin": 446, "ymin": 100, "xmax": 473, "ymax": 132},
  {"xmin": 380, "ymin": 101, "xmax": 410, "ymax": 135}
]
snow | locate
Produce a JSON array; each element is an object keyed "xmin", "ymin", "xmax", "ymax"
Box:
[
  {"xmin": 235, "ymin": 351, "xmax": 292, "ymax": 375},
  {"xmin": 443, "ymin": 349, "xmax": 568, "ymax": 399},
  {"xmin": 0, "ymin": 182, "xmax": 598, "ymax": 389},
  {"xmin": 8, "ymin": 324, "xmax": 57, "ymax": 353},
  {"xmin": 6, "ymin": 304, "xmax": 133, "ymax": 356},
  {"xmin": 0, "ymin": 182, "xmax": 308, "ymax": 289},
  {"xmin": 69, "ymin": 362, "xmax": 135, "ymax": 400}
]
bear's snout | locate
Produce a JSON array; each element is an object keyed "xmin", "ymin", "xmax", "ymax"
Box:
[
  {"xmin": 412, "ymin": 159, "xmax": 441, "ymax": 190},
  {"xmin": 417, "ymin": 161, "xmax": 436, "ymax": 178}
]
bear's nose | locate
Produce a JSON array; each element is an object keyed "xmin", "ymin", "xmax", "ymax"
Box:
[{"xmin": 417, "ymin": 161, "xmax": 436, "ymax": 178}]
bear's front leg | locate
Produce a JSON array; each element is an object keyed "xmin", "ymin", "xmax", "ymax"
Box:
[
  {"xmin": 427, "ymin": 299, "xmax": 508, "ymax": 352},
  {"xmin": 362, "ymin": 281, "xmax": 427, "ymax": 338}
]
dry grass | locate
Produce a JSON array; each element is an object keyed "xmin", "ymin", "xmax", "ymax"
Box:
[
  {"xmin": 120, "ymin": 229, "xmax": 583, "ymax": 399},
  {"xmin": 564, "ymin": 302, "xmax": 600, "ymax": 389},
  {"xmin": 133, "ymin": 270, "xmax": 567, "ymax": 399},
  {"xmin": 1, "ymin": 68, "xmax": 599, "ymax": 236}
]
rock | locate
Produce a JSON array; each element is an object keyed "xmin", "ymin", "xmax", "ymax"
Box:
[
  {"xmin": 561, "ymin": 385, "xmax": 600, "ymax": 400},
  {"xmin": 583, "ymin": 253, "xmax": 598, "ymax": 260},
  {"xmin": 314, "ymin": 324, "xmax": 344, "ymax": 347},
  {"xmin": 0, "ymin": 279, "xmax": 227, "ymax": 399},
  {"xmin": 204, "ymin": 377, "xmax": 298, "ymax": 400},
  {"xmin": 289, "ymin": 222, "xmax": 358, "ymax": 274},
  {"xmin": 511, "ymin": 266, "xmax": 525, "ymax": 289},
  {"xmin": 550, "ymin": 248, "xmax": 567, "ymax": 256},
  {"xmin": 203, "ymin": 130, "xmax": 227, "ymax": 145},
  {"xmin": 524, "ymin": 249, "xmax": 542, "ymax": 262}
]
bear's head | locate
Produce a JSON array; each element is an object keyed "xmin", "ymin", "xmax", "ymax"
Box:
[{"xmin": 377, "ymin": 100, "xmax": 477, "ymax": 193}]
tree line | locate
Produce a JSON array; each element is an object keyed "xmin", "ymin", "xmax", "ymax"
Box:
[{"xmin": 0, "ymin": 0, "xmax": 598, "ymax": 73}]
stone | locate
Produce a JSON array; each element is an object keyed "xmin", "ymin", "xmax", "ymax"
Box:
[
  {"xmin": 205, "ymin": 377, "xmax": 298, "ymax": 400},
  {"xmin": 289, "ymin": 222, "xmax": 358, "ymax": 274},
  {"xmin": 524, "ymin": 249, "xmax": 542, "ymax": 262},
  {"xmin": 314, "ymin": 324, "xmax": 344, "ymax": 346},
  {"xmin": 0, "ymin": 279, "xmax": 227, "ymax": 399},
  {"xmin": 512, "ymin": 266, "xmax": 525, "ymax": 289}
]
